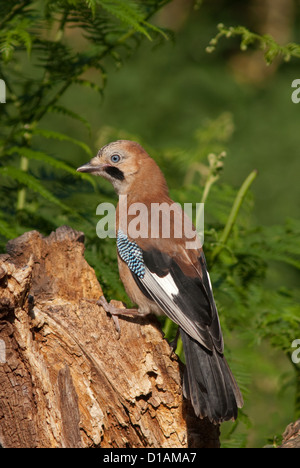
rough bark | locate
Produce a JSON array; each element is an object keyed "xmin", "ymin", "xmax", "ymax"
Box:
[
  {"xmin": 280, "ymin": 420, "xmax": 300, "ymax": 449},
  {"xmin": 0, "ymin": 226, "xmax": 220, "ymax": 448}
]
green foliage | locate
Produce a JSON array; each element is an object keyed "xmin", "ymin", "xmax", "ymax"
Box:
[
  {"xmin": 0, "ymin": 164, "xmax": 71, "ymax": 210},
  {"xmin": 0, "ymin": 0, "xmax": 170, "ymax": 229},
  {"xmin": 207, "ymin": 23, "xmax": 300, "ymax": 64},
  {"xmin": 0, "ymin": 0, "xmax": 299, "ymax": 448}
]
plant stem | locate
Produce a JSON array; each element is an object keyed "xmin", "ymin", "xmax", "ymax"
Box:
[
  {"xmin": 195, "ymin": 172, "xmax": 220, "ymax": 235},
  {"xmin": 16, "ymin": 156, "xmax": 29, "ymax": 211},
  {"xmin": 201, "ymin": 173, "xmax": 219, "ymax": 205},
  {"xmin": 211, "ymin": 169, "xmax": 258, "ymax": 263}
]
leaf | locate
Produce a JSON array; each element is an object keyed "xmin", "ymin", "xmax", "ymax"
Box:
[
  {"xmin": 0, "ymin": 166, "xmax": 72, "ymax": 211},
  {"xmin": 73, "ymin": 78, "xmax": 104, "ymax": 97},
  {"xmin": 99, "ymin": 0, "xmax": 152, "ymax": 40},
  {"xmin": 208, "ymin": 24, "xmax": 300, "ymax": 64},
  {"xmin": 32, "ymin": 128, "xmax": 92, "ymax": 156},
  {"xmin": 5, "ymin": 146, "xmax": 97, "ymax": 189},
  {"xmin": 0, "ymin": 17, "xmax": 33, "ymax": 62},
  {"xmin": 49, "ymin": 105, "xmax": 91, "ymax": 131},
  {"xmin": 85, "ymin": 0, "xmax": 97, "ymax": 16}
]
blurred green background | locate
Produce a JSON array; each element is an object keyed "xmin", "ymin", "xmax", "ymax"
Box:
[{"xmin": 0, "ymin": 0, "xmax": 299, "ymax": 448}]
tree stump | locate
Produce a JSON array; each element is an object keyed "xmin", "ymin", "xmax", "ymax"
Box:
[
  {"xmin": 0, "ymin": 226, "xmax": 220, "ymax": 448},
  {"xmin": 280, "ymin": 420, "xmax": 300, "ymax": 449}
]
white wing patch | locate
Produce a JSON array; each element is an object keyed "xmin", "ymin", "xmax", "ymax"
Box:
[
  {"xmin": 140, "ymin": 266, "xmax": 209, "ymax": 348},
  {"xmin": 151, "ymin": 272, "xmax": 179, "ymax": 297}
]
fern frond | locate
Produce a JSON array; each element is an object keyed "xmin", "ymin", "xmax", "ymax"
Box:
[
  {"xmin": 0, "ymin": 166, "xmax": 71, "ymax": 211},
  {"xmin": 49, "ymin": 105, "xmax": 91, "ymax": 131},
  {"xmin": 85, "ymin": 0, "xmax": 97, "ymax": 16},
  {"xmin": 4, "ymin": 146, "xmax": 97, "ymax": 189},
  {"xmin": 208, "ymin": 24, "xmax": 300, "ymax": 64},
  {"xmin": 32, "ymin": 129, "xmax": 92, "ymax": 156},
  {"xmin": 73, "ymin": 78, "xmax": 104, "ymax": 97},
  {"xmin": 0, "ymin": 17, "xmax": 33, "ymax": 62},
  {"xmin": 99, "ymin": 0, "xmax": 152, "ymax": 39}
]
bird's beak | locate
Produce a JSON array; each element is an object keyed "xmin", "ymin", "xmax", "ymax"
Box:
[{"xmin": 77, "ymin": 162, "xmax": 106, "ymax": 174}]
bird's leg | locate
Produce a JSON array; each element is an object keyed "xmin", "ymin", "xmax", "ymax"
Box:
[
  {"xmin": 97, "ymin": 295, "xmax": 140, "ymax": 337},
  {"xmin": 97, "ymin": 295, "xmax": 139, "ymax": 316}
]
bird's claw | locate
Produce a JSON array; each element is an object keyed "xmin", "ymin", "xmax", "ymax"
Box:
[
  {"xmin": 97, "ymin": 295, "xmax": 122, "ymax": 338},
  {"xmin": 82, "ymin": 295, "xmax": 140, "ymax": 338},
  {"xmin": 97, "ymin": 295, "xmax": 139, "ymax": 339}
]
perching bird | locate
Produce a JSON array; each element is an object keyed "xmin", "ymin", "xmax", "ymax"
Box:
[{"xmin": 77, "ymin": 140, "xmax": 243, "ymax": 424}]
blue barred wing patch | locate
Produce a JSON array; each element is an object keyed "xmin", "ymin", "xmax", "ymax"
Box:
[{"xmin": 117, "ymin": 229, "xmax": 145, "ymax": 278}]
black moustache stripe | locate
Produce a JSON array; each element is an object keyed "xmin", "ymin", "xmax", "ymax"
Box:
[{"xmin": 105, "ymin": 166, "xmax": 125, "ymax": 181}]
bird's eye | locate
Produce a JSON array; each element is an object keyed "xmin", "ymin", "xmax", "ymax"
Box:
[{"xmin": 111, "ymin": 154, "xmax": 120, "ymax": 163}]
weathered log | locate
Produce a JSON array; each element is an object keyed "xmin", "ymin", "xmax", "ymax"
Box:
[
  {"xmin": 0, "ymin": 226, "xmax": 220, "ymax": 448},
  {"xmin": 280, "ymin": 420, "xmax": 300, "ymax": 449}
]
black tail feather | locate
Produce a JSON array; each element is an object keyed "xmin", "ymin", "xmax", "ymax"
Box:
[{"xmin": 180, "ymin": 328, "xmax": 243, "ymax": 424}]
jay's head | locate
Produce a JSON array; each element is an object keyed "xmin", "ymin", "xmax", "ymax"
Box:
[{"xmin": 77, "ymin": 140, "xmax": 167, "ymax": 196}]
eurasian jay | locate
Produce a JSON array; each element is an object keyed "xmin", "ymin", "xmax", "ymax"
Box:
[{"xmin": 77, "ymin": 140, "xmax": 243, "ymax": 424}]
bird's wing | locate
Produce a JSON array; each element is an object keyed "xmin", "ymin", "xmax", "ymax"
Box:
[{"xmin": 117, "ymin": 230, "xmax": 224, "ymax": 353}]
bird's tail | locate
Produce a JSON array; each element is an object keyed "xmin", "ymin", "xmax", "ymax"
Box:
[{"xmin": 180, "ymin": 328, "xmax": 243, "ymax": 424}]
